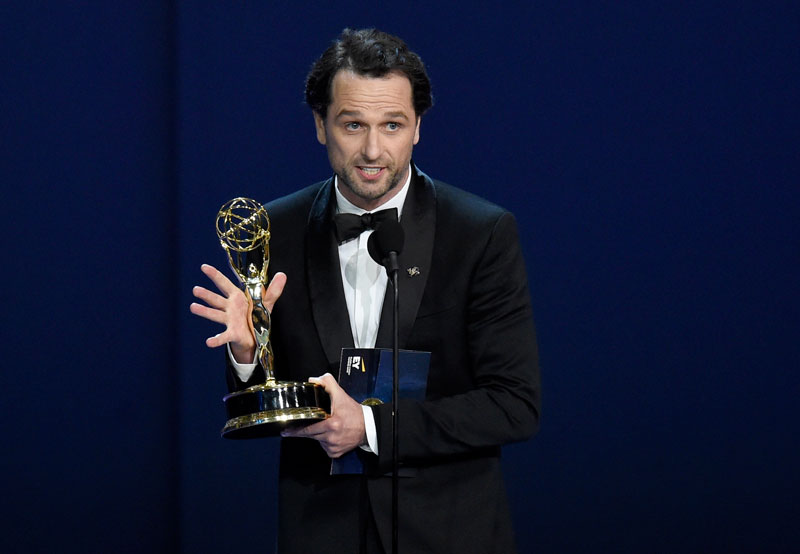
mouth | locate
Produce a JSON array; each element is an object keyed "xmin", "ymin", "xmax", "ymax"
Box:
[{"xmin": 356, "ymin": 166, "xmax": 385, "ymax": 180}]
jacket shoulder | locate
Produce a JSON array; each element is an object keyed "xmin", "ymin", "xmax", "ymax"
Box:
[
  {"xmin": 429, "ymin": 178, "xmax": 513, "ymax": 229},
  {"xmin": 264, "ymin": 180, "xmax": 330, "ymax": 220}
]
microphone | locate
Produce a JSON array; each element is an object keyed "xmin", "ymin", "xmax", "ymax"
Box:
[
  {"xmin": 367, "ymin": 219, "xmax": 405, "ymax": 275},
  {"xmin": 367, "ymin": 217, "xmax": 405, "ymax": 553}
]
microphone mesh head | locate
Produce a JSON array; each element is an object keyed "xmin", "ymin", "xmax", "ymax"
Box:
[{"xmin": 368, "ymin": 219, "xmax": 404, "ymax": 265}]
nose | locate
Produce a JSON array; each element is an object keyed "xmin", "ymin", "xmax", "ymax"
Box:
[{"xmin": 361, "ymin": 128, "xmax": 382, "ymax": 161}]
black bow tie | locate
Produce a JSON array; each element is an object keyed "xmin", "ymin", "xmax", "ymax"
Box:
[{"xmin": 333, "ymin": 208, "xmax": 398, "ymax": 243}]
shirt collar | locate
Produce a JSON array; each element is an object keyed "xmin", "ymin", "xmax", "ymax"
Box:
[{"xmin": 334, "ymin": 164, "xmax": 412, "ymax": 218}]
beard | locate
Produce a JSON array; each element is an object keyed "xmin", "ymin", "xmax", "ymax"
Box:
[{"xmin": 336, "ymin": 162, "xmax": 406, "ymax": 204}]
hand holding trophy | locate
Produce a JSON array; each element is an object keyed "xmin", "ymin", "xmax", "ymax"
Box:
[{"xmin": 215, "ymin": 197, "xmax": 329, "ymax": 439}]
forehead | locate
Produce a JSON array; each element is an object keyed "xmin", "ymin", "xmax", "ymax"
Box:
[{"xmin": 328, "ymin": 70, "xmax": 415, "ymax": 117}]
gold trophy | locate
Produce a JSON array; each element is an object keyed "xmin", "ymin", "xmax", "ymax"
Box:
[{"xmin": 216, "ymin": 197, "xmax": 329, "ymax": 439}]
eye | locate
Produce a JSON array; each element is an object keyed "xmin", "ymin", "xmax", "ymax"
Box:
[
  {"xmin": 344, "ymin": 122, "xmax": 361, "ymax": 131},
  {"xmin": 386, "ymin": 122, "xmax": 401, "ymax": 131}
]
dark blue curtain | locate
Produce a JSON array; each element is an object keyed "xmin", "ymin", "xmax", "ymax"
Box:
[
  {"xmin": 2, "ymin": 2, "xmax": 798, "ymax": 552},
  {"xmin": 2, "ymin": 2, "xmax": 178, "ymax": 552}
]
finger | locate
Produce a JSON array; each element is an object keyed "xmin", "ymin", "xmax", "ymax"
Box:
[
  {"xmin": 263, "ymin": 272, "xmax": 287, "ymax": 312},
  {"xmin": 201, "ymin": 264, "xmax": 239, "ymax": 297},
  {"xmin": 282, "ymin": 419, "xmax": 329, "ymax": 438},
  {"xmin": 192, "ymin": 286, "xmax": 227, "ymax": 309},
  {"xmin": 308, "ymin": 373, "xmax": 339, "ymax": 395},
  {"xmin": 326, "ymin": 447, "xmax": 345, "ymax": 459},
  {"xmin": 190, "ymin": 302, "xmax": 227, "ymax": 324},
  {"xmin": 205, "ymin": 332, "xmax": 230, "ymax": 348}
]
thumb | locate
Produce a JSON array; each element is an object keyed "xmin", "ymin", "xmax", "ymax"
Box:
[
  {"xmin": 308, "ymin": 372, "xmax": 338, "ymax": 395},
  {"xmin": 309, "ymin": 373, "xmax": 342, "ymax": 413},
  {"xmin": 309, "ymin": 373, "xmax": 344, "ymax": 416},
  {"xmin": 263, "ymin": 272, "xmax": 287, "ymax": 312}
]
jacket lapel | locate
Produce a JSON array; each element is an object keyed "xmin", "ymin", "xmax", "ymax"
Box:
[
  {"xmin": 306, "ymin": 178, "xmax": 355, "ymax": 368},
  {"xmin": 375, "ymin": 164, "xmax": 436, "ymax": 349}
]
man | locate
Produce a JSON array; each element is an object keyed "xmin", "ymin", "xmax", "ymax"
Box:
[{"xmin": 191, "ymin": 28, "xmax": 540, "ymax": 553}]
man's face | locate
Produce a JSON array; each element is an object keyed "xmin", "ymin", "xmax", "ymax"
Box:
[{"xmin": 314, "ymin": 70, "xmax": 421, "ymax": 211}]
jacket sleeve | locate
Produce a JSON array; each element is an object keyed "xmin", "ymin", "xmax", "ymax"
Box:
[{"xmin": 371, "ymin": 211, "xmax": 540, "ymax": 471}]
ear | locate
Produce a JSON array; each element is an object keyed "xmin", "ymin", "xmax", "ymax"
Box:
[
  {"xmin": 413, "ymin": 116, "xmax": 421, "ymax": 145},
  {"xmin": 313, "ymin": 112, "xmax": 327, "ymax": 145}
]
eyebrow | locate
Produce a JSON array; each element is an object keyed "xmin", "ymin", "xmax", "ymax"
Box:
[
  {"xmin": 335, "ymin": 110, "xmax": 362, "ymax": 119},
  {"xmin": 384, "ymin": 111, "xmax": 410, "ymax": 121},
  {"xmin": 334, "ymin": 110, "xmax": 410, "ymax": 121}
]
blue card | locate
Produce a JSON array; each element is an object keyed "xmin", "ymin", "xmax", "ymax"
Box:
[{"xmin": 332, "ymin": 348, "xmax": 430, "ymax": 475}]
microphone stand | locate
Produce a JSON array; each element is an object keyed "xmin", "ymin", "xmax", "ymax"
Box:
[
  {"xmin": 367, "ymin": 221, "xmax": 404, "ymax": 554},
  {"xmin": 388, "ymin": 251, "xmax": 400, "ymax": 554}
]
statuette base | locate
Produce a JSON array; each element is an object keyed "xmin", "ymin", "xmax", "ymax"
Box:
[{"xmin": 221, "ymin": 381, "xmax": 330, "ymax": 439}]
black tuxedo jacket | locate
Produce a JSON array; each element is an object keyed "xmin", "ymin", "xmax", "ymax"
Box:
[{"xmin": 228, "ymin": 165, "xmax": 540, "ymax": 553}]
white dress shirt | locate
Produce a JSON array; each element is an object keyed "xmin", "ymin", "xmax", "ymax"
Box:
[{"xmin": 229, "ymin": 166, "xmax": 412, "ymax": 455}]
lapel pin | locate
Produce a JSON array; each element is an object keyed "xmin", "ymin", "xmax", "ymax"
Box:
[{"xmin": 407, "ymin": 266, "xmax": 420, "ymax": 277}]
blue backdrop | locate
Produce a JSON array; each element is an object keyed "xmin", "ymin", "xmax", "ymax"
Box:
[{"xmin": 2, "ymin": 2, "xmax": 798, "ymax": 552}]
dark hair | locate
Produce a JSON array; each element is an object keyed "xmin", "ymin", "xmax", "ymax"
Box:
[{"xmin": 305, "ymin": 28, "xmax": 433, "ymax": 118}]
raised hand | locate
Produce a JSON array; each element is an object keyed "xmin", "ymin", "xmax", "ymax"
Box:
[{"xmin": 190, "ymin": 263, "xmax": 287, "ymax": 363}]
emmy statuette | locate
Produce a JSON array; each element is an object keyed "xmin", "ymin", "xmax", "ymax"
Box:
[{"xmin": 216, "ymin": 198, "xmax": 329, "ymax": 439}]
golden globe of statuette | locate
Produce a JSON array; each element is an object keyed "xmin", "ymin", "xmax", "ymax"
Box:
[
  {"xmin": 217, "ymin": 197, "xmax": 269, "ymax": 251},
  {"xmin": 215, "ymin": 197, "xmax": 329, "ymax": 439}
]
